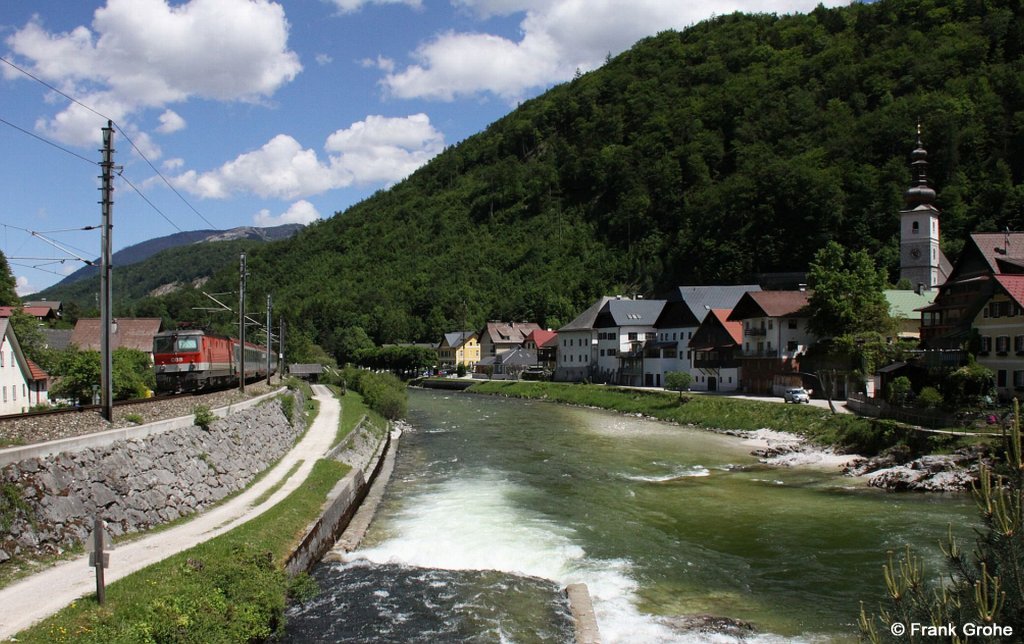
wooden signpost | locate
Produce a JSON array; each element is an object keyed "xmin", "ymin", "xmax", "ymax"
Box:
[{"xmin": 86, "ymin": 518, "xmax": 113, "ymax": 605}]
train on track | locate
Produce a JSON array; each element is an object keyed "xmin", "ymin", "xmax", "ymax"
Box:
[{"xmin": 153, "ymin": 329, "xmax": 276, "ymax": 392}]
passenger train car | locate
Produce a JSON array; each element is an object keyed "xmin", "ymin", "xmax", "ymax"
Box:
[{"xmin": 153, "ymin": 329, "xmax": 276, "ymax": 392}]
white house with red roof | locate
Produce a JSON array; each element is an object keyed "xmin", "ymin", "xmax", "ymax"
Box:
[
  {"xmin": 0, "ymin": 319, "xmax": 49, "ymax": 414},
  {"xmin": 687, "ymin": 309, "xmax": 744, "ymax": 392},
  {"xmin": 972, "ymin": 274, "xmax": 1024, "ymax": 399},
  {"xmin": 728, "ymin": 290, "xmax": 815, "ymax": 394}
]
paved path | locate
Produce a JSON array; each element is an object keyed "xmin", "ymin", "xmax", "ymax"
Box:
[{"xmin": 0, "ymin": 384, "xmax": 340, "ymax": 640}]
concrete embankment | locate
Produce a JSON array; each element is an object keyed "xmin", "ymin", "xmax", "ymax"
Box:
[
  {"xmin": 285, "ymin": 416, "xmax": 394, "ymax": 574},
  {"xmin": 566, "ymin": 582, "xmax": 601, "ymax": 644},
  {"xmin": 414, "ymin": 378, "xmax": 475, "ymax": 391}
]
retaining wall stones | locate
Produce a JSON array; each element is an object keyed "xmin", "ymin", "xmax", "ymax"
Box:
[{"xmin": 0, "ymin": 389, "xmax": 305, "ymax": 564}]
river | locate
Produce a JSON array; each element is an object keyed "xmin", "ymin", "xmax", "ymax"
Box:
[{"xmin": 283, "ymin": 390, "xmax": 978, "ymax": 642}]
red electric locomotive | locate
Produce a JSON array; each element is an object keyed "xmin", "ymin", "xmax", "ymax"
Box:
[{"xmin": 153, "ymin": 329, "xmax": 276, "ymax": 392}]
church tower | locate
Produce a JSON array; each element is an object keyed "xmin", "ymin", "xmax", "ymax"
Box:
[{"xmin": 899, "ymin": 127, "xmax": 942, "ymax": 289}]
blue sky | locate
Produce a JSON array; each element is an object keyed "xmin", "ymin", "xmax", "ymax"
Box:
[{"xmin": 2, "ymin": 0, "xmax": 847, "ymax": 295}]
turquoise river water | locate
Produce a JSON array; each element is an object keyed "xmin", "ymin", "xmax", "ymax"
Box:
[{"xmin": 283, "ymin": 390, "xmax": 978, "ymax": 643}]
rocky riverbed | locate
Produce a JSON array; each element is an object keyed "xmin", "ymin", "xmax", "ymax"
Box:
[
  {"xmin": 0, "ymin": 382, "xmax": 278, "ymax": 448},
  {"xmin": 720, "ymin": 427, "xmax": 990, "ymax": 492}
]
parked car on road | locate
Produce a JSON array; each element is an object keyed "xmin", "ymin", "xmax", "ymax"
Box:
[{"xmin": 783, "ymin": 388, "xmax": 810, "ymax": 404}]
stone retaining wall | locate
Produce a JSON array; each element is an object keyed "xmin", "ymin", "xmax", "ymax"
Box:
[{"xmin": 0, "ymin": 389, "xmax": 305, "ymax": 564}]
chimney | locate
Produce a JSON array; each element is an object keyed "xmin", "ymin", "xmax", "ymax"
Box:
[{"xmin": 916, "ymin": 282, "xmax": 924, "ymax": 295}]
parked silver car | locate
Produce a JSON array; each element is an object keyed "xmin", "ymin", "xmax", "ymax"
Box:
[{"xmin": 783, "ymin": 387, "xmax": 810, "ymax": 404}]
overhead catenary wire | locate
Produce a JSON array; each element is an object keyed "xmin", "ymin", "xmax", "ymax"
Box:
[{"xmin": 1, "ymin": 55, "xmax": 217, "ymax": 231}]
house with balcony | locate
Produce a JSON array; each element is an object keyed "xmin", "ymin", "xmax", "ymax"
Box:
[
  {"xmin": 728, "ymin": 290, "xmax": 814, "ymax": 394},
  {"xmin": 688, "ymin": 309, "xmax": 743, "ymax": 392},
  {"xmin": 972, "ymin": 274, "xmax": 1024, "ymax": 400},
  {"xmin": 647, "ymin": 285, "xmax": 760, "ymax": 389},
  {"xmin": 920, "ymin": 232, "xmax": 1024, "ymax": 348},
  {"xmin": 524, "ymin": 329, "xmax": 558, "ymax": 370},
  {"xmin": 592, "ymin": 298, "xmax": 666, "ymax": 387},
  {"xmin": 437, "ymin": 331, "xmax": 480, "ymax": 370},
  {"xmin": 0, "ymin": 318, "xmax": 48, "ymax": 414}
]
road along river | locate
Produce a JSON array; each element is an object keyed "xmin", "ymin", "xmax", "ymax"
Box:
[{"xmin": 284, "ymin": 389, "xmax": 977, "ymax": 642}]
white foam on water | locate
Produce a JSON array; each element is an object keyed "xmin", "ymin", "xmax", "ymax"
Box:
[
  {"xmin": 347, "ymin": 470, "xmax": 822, "ymax": 643},
  {"xmin": 622, "ymin": 465, "xmax": 711, "ymax": 482}
]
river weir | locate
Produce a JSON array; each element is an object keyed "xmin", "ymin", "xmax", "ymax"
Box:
[{"xmin": 283, "ymin": 390, "xmax": 978, "ymax": 642}]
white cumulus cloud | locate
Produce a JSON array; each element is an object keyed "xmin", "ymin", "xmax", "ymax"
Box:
[
  {"xmin": 15, "ymin": 276, "xmax": 35, "ymax": 297},
  {"xmin": 173, "ymin": 113, "xmax": 444, "ymax": 200},
  {"xmin": 254, "ymin": 200, "xmax": 321, "ymax": 226},
  {"xmin": 156, "ymin": 109, "xmax": 186, "ymax": 133},
  {"xmin": 326, "ymin": 0, "xmax": 422, "ymax": 13},
  {"xmin": 384, "ymin": 0, "xmax": 851, "ymax": 102},
  {"xmin": 6, "ymin": 0, "xmax": 301, "ymax": 147}
]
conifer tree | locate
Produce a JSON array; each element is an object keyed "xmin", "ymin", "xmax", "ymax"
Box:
[{"xmin": 0, "ymin": 251, "xmax": 19, "ymax": 306}]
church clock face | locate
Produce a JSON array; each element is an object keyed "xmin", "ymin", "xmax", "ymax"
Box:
[{"xmin": 910, "ymin": 247, "xmax": 921, "ymax": 259}]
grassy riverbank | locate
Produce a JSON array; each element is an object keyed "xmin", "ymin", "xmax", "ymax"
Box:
[
  {"xmin": 466, "ymin": 381, "xmax": 978, "ymax": 456},
  {"xmin": 13, "ymin": 389, "xmax": 387, "ymax": 643}
]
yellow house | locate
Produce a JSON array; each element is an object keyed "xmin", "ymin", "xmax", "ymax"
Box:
[{"xmin": 437, "ymin": 331, "xmax": 481, "ymax": 370}]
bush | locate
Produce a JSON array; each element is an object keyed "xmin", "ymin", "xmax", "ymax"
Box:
[
  {"xmin": 916, "ymin": 386, "xmax": 943, "ymax": 409},
  {"xmin": 859, "ymin": 403, "xmax": 1024, "ymax": 641},
  {"xmin": 278, "ymin": 395, "xmax": 295, "ymax": 426},
  {"xmin": 456, "ymin": 363, "xmax": 467, "ymax": 377},
  {"xmin": 341, "ymin": 367, "xmax": 407, "ymax": 420},
  {"xmin": 886, "ymin": 376, "xmax": 911, "ymax": 406},
  {"xmin": 193, "ymin": 405, "xmax": 216, "ymax": 430}
]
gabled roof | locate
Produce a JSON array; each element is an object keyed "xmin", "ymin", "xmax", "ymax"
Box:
[
  {"xmin": 481, "ymin": 321, "xmax": 542, "ymax": 345},
  {"xmin": 71, "ymin": 318, "xmax": 163, "ymax": 353},
  {"xmin": 22, "ymin": 300, "xmax": 61, "ymax": 313},
  {"xmin": 661, "ymin": 285, "xmax": 762, "ymax": 326},
  {"xmin": 595, "ymin": 299, "xmax": 666, "ymax": 328},
  {"xmin": 689, "ymin": 309, "xmax": 742, "ymax": 351},
  {"xmin": 970, "ymin": 232, "xmax": 1024, "ymax": 275},
  {"xmin": 727, "ymin": 290, "xmax": 811, "ymax": 321},
  {"xmin": 41, "ymin": 328, "xmax": 73, "ymax": 351},
  {"xmin": 441, "ymin": 331, "xmax": 476, "ymax": 349},
  {"xmin": 525, "ymin": 329, "xmax": 557, "ymax": 348},
  {"xmin": 559, "ymin": 296, "xmax": 614, "ymax": 332},
  {"xmin": 0, "ymin": 306, "xmax": 56, "ymax": 319},
  {"xmin": 993, "ymin": 275, "xmax": 1024, "ymax": 310},
  {"xmin": 0, "ymin": 319, "xmax": 46, "ymax": 383},
  {"xmin": 884, "ymin": 289, "xmax": 936, "ymax": 319}
]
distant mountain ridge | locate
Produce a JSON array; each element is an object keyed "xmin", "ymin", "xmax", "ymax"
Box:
[{"xmin": 55, "ymin": 224, "xmax": 304, "ymax": 286}]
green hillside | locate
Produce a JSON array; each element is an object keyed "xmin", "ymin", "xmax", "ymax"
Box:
[{"xmin": 133, "ymin": 0, "xmax": 1024, "ymax": 358}]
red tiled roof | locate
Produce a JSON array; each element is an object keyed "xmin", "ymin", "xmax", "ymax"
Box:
[
  {"xmin": 71, "ymin": 318, "xmax": 163, "ymax": 353},
  {"xmin": 711, "ymin": 309, "xmax": 743, "ymax": 345},
  {"xmin": 484, "ymin": 321, "xmax": 542, "ymax": 345},
  {"xmin": 994, "ymin": 275, "xmax": 1024, "ymax": 310},
  {"xmin": 526, "ymin": 329, "xmax": 558, "ymax": 348},
  {"xmin": 728, "ymin": 290, "xmax": 811, "ymax": 320},
  {"xmin": 0, "ymin": 306, "xmax": 54, "ymax": 318},
  {"xmin": 26, "ymin": 359, "xmax": 48, "ymax": 382}
]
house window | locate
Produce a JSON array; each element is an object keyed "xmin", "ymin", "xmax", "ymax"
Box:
[
  {"xmin": 600, "ymin": 349, "xmax": 605, "ymax": 357},
  {"xmin": 1016, "ymin": 336, "xmax": 1024, "ymax": 353},
  {"xmin": 998, "ymin": 370, "xmax": 1007, "ymax": 388},
  {"xmin": 997, "ymin": 336, "xmax": 1011, "ymax": 354},
  {"xmin": 768, "ymin": 320, "xmax": 774, "ymax": 330},
  {"xmin": 981, "ymin": 336, "xmax": 992, "ymax": 354},
  {"xmin": 628, "ymin": 332, "xmax": 637, "ymax": 341},
  {"xmin": 0, "ymin": 351, "xmax": 3, "ymax": 367},
  {"xmin": 912, "ymin": 221, "xmax": 919, "ymax": 234},
  {"xmin": 787, "ymin": 340, "xmax": 798, "ymax": 352},
  {"xmin": 2, "ymin": 387, "xmax": 5, "ymax": 402},
  {"xmin": 608, "ymin": 349, "xmax": 617, "ymax": 357},
  {"xmin": 788, "ymin": 319, "xmax": 798, "ymax": 330},
  {"xmin": 1015, "ymin": 370, "xmax": 1024, "ymax": 388},
  {"xmin": 11, "ymin": 386, "xmax": 15, "ymax": 401}
]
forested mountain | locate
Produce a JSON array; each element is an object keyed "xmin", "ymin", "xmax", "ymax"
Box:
[
  {"xmin": 129, "ymin": 0, "xmax": 1024, "ymax": 359},
  {"xmin": 46, "ymin": 223, "xmax": 302, "ymax": 287}
]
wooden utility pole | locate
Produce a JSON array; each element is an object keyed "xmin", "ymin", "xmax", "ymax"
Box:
[
  {"xmin": 99, "ymin": 121, "xmax": 114, "ymax": 421},
  {"xmin": 239, "ymin": 253, "xmax": 246, "ymax": 393}
]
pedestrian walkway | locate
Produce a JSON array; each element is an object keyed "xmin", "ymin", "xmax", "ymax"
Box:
[{"xmin": 0, "ymin": 384, "xmax": 340, "ymax": 640}]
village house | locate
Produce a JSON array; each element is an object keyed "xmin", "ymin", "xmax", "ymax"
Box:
[
  {"xmin": 478, "ymin": 321, "xmax": 542, "ymax": 359},
  {"xmin": 0, "ymin": 318, "xmax": 48, "ymax": 414},
  {"xmin": 70, "ymin": 318, "xmax": 163, "ymax": 362},
  {"xmin": 592, "ymin": 297, "xmax": 666, "ymax": 387},
  {"xmin": 437, "ymin": 331, "xmax": 481, "ymax": 370},
  {"xmin": 554, "ymin": 296, "xmax": 611, "ymax": 382},
  {"xmin": 884, "ymin": 289, "xmax": 935, "ymax": 341},
  {"xmin": 728, "ymin": 290, "xmax": 814, "ymax": 395},
  {"xmin": 22, "ymin": 300, "xmax": 63, "ymax": 320},
  {"xmin": 972, "ymin": 274, "xmax": 1024, "ymax": 400},
  {"xmin": 523, "ymin": 329, "xmax": 558, "ymax": 371},
  {"xmin": 688, "ymin": 309, "xmax": 743, "ymax": 392},
  {"xmin": 0, "ymin": 306, "xmax": 58, "ymax": 324}
]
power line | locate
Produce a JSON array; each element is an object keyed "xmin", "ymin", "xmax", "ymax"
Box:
[
  {"xmin": 1, "ymin": 55, "xmax": 217, "ymax": 230},
  {"xmin": 117, "ymin": 172, "xmax": 183, "ymax": 232},
  {"xmin": 0, "ymin": 115, "xmax": 98, "ymax": 166}
]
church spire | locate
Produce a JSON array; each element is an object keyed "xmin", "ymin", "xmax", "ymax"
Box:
[{"xmin": 904, "ymin": 123, "xmax": 937, "ymax": 208}]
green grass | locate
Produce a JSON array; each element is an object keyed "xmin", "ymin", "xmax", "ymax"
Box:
[
  {"xmin": 12, "ymin": 386, "xmax": 374, "ymax": 642},
  {"xmin": 465, "ymin": 381, "xmax": 996, "ymax": 456},
  {"xmin": 14, "ymin": 458, "xmax": 352, "ymax": 644},
  {"xmin": 251, "ymin": 461, "xmax": 303, "ymax": 506}
]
